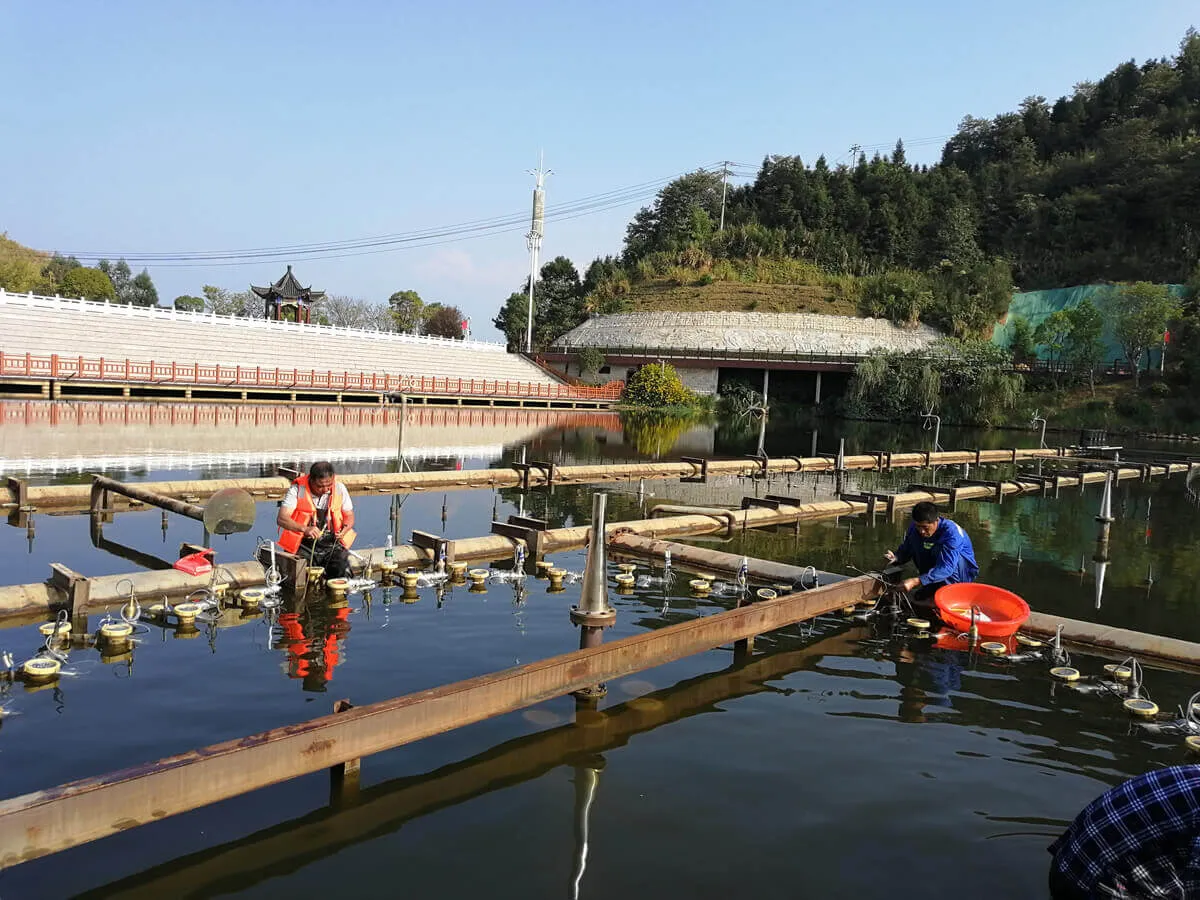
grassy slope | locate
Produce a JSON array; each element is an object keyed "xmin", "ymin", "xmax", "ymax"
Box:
[{"xmin": 626, "ymin": 278, "xmax": 860, "ymax": 316}]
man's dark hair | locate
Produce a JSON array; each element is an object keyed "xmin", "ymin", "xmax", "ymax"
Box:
[
  {"xmin": 911, "ymin": 501, "xmax": 939, "ymax": 524},
  {"xmin": 309, "ymin": 461, "xmax": 336, "ymax": 480}
]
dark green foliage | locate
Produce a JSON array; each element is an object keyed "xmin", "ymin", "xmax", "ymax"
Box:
[
  {"xmin": 576, "ymin": 347, "xmax": 605, "ymax": 377},
  {"xmin": 1008, "ymin": 315, "xmax": 1037, "ymax": 363},
  {"xmin": 492, "ymin": 256, "xmax": 588, "ymax": 351},
  {"xmin": 858, "ymin": 270, "xmax": 931, "ymax": 326},
  {"xmin": 173, "ymin": 295, "xmax": 204, "ymax": 312},
  {"xmin": 61, "ymin": 266, "xmax": 115, "ymax": 301},
  {"xmin": 127, "ymin": 269, "xmax": 159, "ymax": 307},
  {"xmin": 423, "ymin": 304, "xmax": 465, "ymax": 339}
]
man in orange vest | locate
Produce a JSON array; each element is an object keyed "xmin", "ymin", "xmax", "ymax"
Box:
[{"xmin": 276, "ymin": 461, "xmax": 357, "ymax": 577}]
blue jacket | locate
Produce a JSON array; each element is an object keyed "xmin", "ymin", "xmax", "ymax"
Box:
[{"xmin": 893, "ymin": 518, "xmax": 979, "ymax": 587}]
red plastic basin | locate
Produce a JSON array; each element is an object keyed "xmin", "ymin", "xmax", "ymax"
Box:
[{"xmin": 934, "ymin": 583, "xmax": 1030, "ymax": 638}]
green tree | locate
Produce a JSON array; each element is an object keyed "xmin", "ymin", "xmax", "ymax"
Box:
[
  {"xmin": 533, "ymin": 256, "xmax": 586, "ymax": 346},
  {"xmin": 493, "ymin": 291, "xmax": 528, "ymax": 351},
  {"xmin": 40, "ymin": 253, "xmax": 81, "ymax": 291},
  {"xmin": 388, "ymin": 290, "xmax": 425, "ymax": 333},
  {"xmin": 173, "ymin": 295, "xmax": 204, "ymax": 313},
  {"xmin": 61, "ymin": 267, "xmax": 116, "ymax": 301},
  {"xmin": 98, "ymin": 259, "xmax": 132, "ymax": 303},
  {"xmin": 1034, "ymin": 310, "xmax": 1072, "ymax": 366},
  {"xmin": 1008, "ymin": 315, "xmax": 1037, "ymax": 364},
  {"xmin": 423, "ymin": 304, "xmax": 465, "ymax": 339},
  {"xmin": 1064, "ymin": 300, "xmax": 1105, "ymax": 395},
  {"xmin": 621, "ymin": 362, "xmax": 697, "ymax": 407},
  {"xmin": 1103, "ymin": 282, "xmax": 1181, "ymax": 387},
  {"xmin": 576, "ymin": 347, "xmax": 605, "ymax": 377},
  {"xmin": 492, "ymin": 256, "xmax": 586, "ymax": 352},
  {"xmin": 126, "ymin": 269, "xmax": 159, "ymax": 307},
  {"xmin": 623, "ymin": 170, "xmax": 724, "ymax": 261}
]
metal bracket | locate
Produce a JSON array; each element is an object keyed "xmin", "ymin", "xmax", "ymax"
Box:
[
  {"xmin": 741, "ymin": 496, "xmax": 784, "ymax": 511},
  {"xmin": 6, "ymin": 477, "xmax": 28, "ymax": 510},
  {"xmin": 680, "ymin": 456, "xmax": 709, "ymax": 483},
  {"xmin": 906, "ymin": 484, "xmax": 960, "ymax": 512},
  {"xmin": 955, "ymin": 478, "xmax": 1005, "ymax": 504},
  {"xmin": 743, "ymin": 453, "xmax": 770, "ymax": 477},
  {"xmin": 411, "ymin": 529, "xmax": 456, "ymax": 565},
  {"xmin": 49, "ymin": 563, "xmax": 90, "ymax": 625}
]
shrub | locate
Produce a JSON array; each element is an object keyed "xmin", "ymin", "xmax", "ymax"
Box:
[
  {"xmin": 621, "ymin": 362, "xmax": 697, "ymax": 407},
  {"xmin": 858, "ymin": 270, "xmax": 932, "ymax": 327},
  {"xmin": 1150, "ymin": 380, "xmax": 1171, "ymax": 397},
  {"xmin": 576, "ymin": 347, "xmax": 605, "ymax": 377},
  {"xmin": 60, "ymin": 267, "xmax": 116, "ymax": 301}
]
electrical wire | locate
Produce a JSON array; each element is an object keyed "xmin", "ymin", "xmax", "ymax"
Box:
[{"xmin": 51, "ymin": 163, "xmax": 729, "ymax": 267}]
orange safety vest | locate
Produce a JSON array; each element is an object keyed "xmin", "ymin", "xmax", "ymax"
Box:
[{"xmin": 278, "ymin": 475, "xmax": 357, "ymax": 554}]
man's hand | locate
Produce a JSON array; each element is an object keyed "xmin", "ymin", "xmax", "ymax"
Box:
[
  {"xmin": 884, "ymin": 550, "xmax": 897, "ymax": 564},
  {"xmin": 901, "ymin": 576, "xmax": 921, "ymax": 591},
  {"xmin": 304, "ymin": 526, "xmax": 322, "ymax": 541}
]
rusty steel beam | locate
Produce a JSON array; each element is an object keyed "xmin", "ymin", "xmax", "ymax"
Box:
[
  {"xmin": 82, "ymin": 628, "xmax": 862, "ymax": 899},
  {"xmin": 0, "ymin": 573, "xmax": 878, "ymax": 867}
]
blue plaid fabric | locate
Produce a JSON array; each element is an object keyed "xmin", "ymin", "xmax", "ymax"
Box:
[{"xmin": 1049, "ymin": 766, "xmax": 1200, "ymax": 898}]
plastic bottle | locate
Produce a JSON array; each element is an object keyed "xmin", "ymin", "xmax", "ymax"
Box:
[{"xmin": 385, "ymin": 533, "xmax": 395, "ymax": 561}]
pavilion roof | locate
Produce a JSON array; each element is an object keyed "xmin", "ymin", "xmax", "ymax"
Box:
[{"xmin": 250, "ymin": 265, "xmax": 326, "ymax": 302}]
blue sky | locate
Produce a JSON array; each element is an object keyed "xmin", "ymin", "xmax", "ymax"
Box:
[{"xmin": 2, "ymin": 1, "xmax": 1195, "ymax": 339}]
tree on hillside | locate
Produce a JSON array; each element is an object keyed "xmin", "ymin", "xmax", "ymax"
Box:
[
  {"xmin": 98, "ymin": 259, "xmax": 132, "ymax": 303},
  {"xmin": 61, "ymin": 267, "xmax": 115, "ymax": 301},
  {"xmin": 174, "ymin": 295, "xmax": 204, "ymax": 312},
  {"xmin": 0, "ymin": 234, "xmax": 46, "ymax": 292},
  {"xmin": 388, "ymin": 290, "xmax": 425, "ymax": 333},
  {"xmin": 624, "ymin": 170, "xmax": 724, "ymax": 261},
  {"xmin": 1103, "ymin": 282, "xmax": 1180, "ymax": 387},
  {"xmin": 127, "ymin": 269, "xmax": 159, "ymax": 307},
  {"xmin": 40, "ymin": 253, "xmax": 81, "ymax": 292},
  {"xmin": 423, "ymin": 304, "xmax": 465, "ymax": 339}
]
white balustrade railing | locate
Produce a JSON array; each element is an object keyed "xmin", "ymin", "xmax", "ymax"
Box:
[{"xmin": 0, "ymin": 288, "xmax": 507, "ymax": 353}]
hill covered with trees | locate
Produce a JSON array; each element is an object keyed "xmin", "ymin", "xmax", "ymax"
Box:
[{"xmin": 496, "ymin": 30, "xmax": 1200, "ymax": 350}]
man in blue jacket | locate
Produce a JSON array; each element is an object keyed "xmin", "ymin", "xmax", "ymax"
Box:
[{"xmin": 885, "ymin": 501, "xmax": 979, "ymax": 606}]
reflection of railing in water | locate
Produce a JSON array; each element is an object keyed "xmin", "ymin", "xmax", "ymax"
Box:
[
  {"xmin": 0, "ymin": 399, "xmax": 621, "ymax": 430},
  {"xmin": 72, "ymin": 629, "xmax": 860, "ymax": 899}
]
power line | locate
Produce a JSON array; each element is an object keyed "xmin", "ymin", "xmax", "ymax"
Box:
[{"xmin": 52, "ymin": 163, "xmax": 728, "ymax": 266}]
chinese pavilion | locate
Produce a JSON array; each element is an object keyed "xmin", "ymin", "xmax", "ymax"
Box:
[{"xmin": 251, "ymin": 265, "xmax": 326, "ymax": 323}]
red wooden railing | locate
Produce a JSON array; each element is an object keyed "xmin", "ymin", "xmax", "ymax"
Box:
[{"xmin": 0, "ymin": 351, "xmax": 625, "ymax": 402}]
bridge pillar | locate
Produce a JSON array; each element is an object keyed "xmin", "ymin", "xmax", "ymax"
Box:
[{"xmin": 813, "ymin": 371, "xmax": 822, "ymax": 405}]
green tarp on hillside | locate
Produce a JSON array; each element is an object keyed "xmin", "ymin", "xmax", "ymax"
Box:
[{"xmin": 991, "ymin": 284, "xmax": 1185, "ymax": 365}]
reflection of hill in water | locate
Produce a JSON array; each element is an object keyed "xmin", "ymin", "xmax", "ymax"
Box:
[{"xmin": 0, "ymin": 400, "xmax": 621, "ymax": 474}]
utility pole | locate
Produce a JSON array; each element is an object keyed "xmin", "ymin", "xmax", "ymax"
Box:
[
  {"xmin": 524, "ymin": 154, "xmax": 551, "ymax": 355},
  {"xmin": 849, "ymin": 144, "xmax": 862, "ymax": 164},
  {"xmin": 718, "ymin": 161, "xmax": 731, "ymax": 231}
]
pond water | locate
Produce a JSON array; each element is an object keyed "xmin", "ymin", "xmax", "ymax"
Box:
[{"xmin": 0, "ymin": 400, "xmax": 1198, "ymax": 899}]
